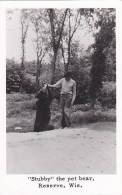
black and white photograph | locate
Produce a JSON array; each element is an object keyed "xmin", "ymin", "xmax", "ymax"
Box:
[{"xmin": 6, "ymin": 8, "xmax": 116, "ymax": 174}]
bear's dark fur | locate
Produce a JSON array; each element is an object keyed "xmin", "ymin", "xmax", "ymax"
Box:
[{"xmin": 34, "ymin": 85, "xmax": 54, "ymax": 132}]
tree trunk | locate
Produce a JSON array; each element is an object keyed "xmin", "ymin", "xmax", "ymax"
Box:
[
  {"xmin": 20, "ymin": 42, "xmax": 25, "ymax": 92},
  {"xmin": 65, "ymin": 38, "xmax": 71, "ymax": 73},
  {"xmin": 51, "ymin": 49, "xmax": 57, "ymax": 84},
  {"xmin": 48, "ymin": 9, "xmax": 68, "ymax": 83},
  {"xmin": 36, "ymin": 57, "xmax": 41, "ymax": 91},
  {"xmin": 21, "ymin": 41, "xmax": 25, "ymax": 70}
]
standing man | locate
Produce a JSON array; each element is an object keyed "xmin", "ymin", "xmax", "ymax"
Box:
[{"xmin": 48, "ymin": 71, "xmax": 76, "ymax": 128}]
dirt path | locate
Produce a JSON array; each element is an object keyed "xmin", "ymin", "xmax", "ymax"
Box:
[{"xmin": 7, "ymin": 122, "xmax": 116, "ymax": 174}]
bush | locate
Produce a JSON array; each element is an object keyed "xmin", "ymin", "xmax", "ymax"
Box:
[
  {"xmin": 6, "ymin": 65, "xmax": 36, "ymax": 94},
  {"xmin": 71, "ymin": 69, "xmax": 91, "ymax": 104},
  {"xmin": 100, "ymin": 81, "xmax": 116, "ymax": 109},
  {"xmin": 6, "ymin": 69, "xmax": 21, "ymax": 93},
  {"xmin": 71, "ymin": 109, "xmax": 116, "ymax": 124},
  {"xmin": 22, "ymin": 77, "xmax": 36, "ymax": 94}
]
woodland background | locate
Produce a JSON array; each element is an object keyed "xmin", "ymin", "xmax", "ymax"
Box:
[{"xmin": 6, "ymin": 8, "xmax": 116, "ymax": 132}]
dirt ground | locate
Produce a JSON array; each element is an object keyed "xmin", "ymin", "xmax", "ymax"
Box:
[{"xmin": 7, "ymin": 122, "xmax": 116, "ymax": 174}]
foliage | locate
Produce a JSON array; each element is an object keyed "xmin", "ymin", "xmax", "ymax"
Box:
[
  {"xmin": 47, "ymin": 9, "xmax": 68, "ymax": 83},
  {"xmin": 89, "ymin": 8, "xmax": 116, "ymax": 106},
  {"xmin": 6, "ymin": 59, "xmax": 36, "ymax": 94},
  {"xmin": 29, "ymin": 9, "xmax": 50, "ymax": 89},
  {"xmin": 68, "ymin": 42, "xmax": 92, "ymax": 104},
  {"xmin": 7, "ymin": 93, "xmax": 116, "ymax": 132},
  {"xmin": 99, "ymin": 81, "xmax": 116, "ymax": 109},
  {"xmin": 72, "ymin": 68, "xmax": 91, "ymax": 104},
  {"xmin": 6, "ymin": 69, "xmax": 21, "ymax": 93},
  {"xmin": 90, "ymin": 51, "xmax": 106, "ymax": 103},
  {"xmin": 6, "ymin": 60, "xmax": 21, "ymax": 93},
  {"xmin": 104, "ymin": 37, "xmax": 116, "ymax": 81},
  {"xmin": 7, "ymin": 9, "xmax": 116, "ymax": 110},
  {"xmin": 20, "ymin": 9, "xmax": 30, "ymax": 69},
  {"xmin": 22, "ymin": 77, "xmax": 36, "ymax": 93}
]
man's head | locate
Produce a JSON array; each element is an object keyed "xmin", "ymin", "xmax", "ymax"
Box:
[{"xmin": 64, "ymin": 71, "xmax": 72, "ymax": 81}]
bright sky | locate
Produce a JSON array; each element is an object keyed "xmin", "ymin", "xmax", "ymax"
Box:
[{"xmin": 6, "ymin": 9, "xmax": 95, "ymax": 63}]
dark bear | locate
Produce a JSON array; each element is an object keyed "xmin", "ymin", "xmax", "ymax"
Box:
[{"xmin": 34, "ymin": 85, "xmax": 54, "ymax": 132}]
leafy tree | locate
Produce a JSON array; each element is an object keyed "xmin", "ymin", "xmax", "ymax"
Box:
[
  {"xmin": 20, "ymin": 9, "xmax": 29, "ymax": 70},
  {"xmin": 89, "ymin": 8, "xmax": 116, "ymax": 107},
  {"xmin": 61, "ymin": 9, "xmax": 82, "ymax": 72},
  {"xmin": 29, "ymin": 9, "xmax": 49, "ymax": 90},
  {"xmin": 20, "ymin": 9, "xmax": 29, "ymax": 91},
  {"xmin": 47, "ymin": 9, "xmax": 68, "ymax": 83}
]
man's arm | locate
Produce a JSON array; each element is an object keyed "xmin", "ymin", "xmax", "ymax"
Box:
[
  {"xmin": 48, "ymin": 78, "xmax": 63, "ymax": 88},
  {"xmin": 71, "ymin": 82, "xmax": 76, "ymax": 105}
]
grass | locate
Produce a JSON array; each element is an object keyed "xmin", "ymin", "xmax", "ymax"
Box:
[
  {"xmin": 71, "ymin": 109, "xmax": 116, "ymax": 125},
  {"xmin": 6, "ymin": 93, "xmax": 116, "ymax": 133},
  {"xmin": 7, "ymin": 93, "xmax": 36, "ymax": 118}
]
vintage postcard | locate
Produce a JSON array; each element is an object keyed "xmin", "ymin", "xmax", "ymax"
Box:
[{"xmin": 0, "ymin": 0, "xmax": 122, "ymax": 195}]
